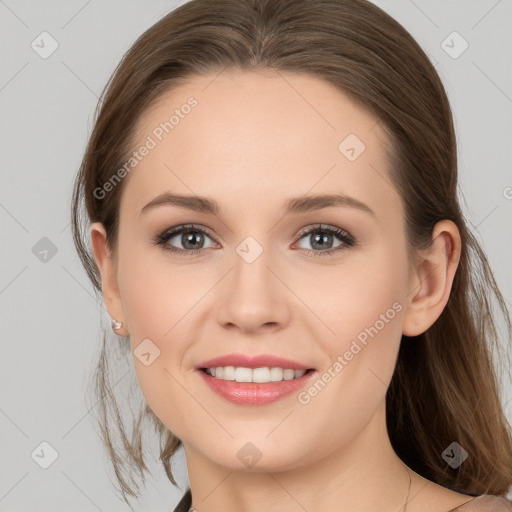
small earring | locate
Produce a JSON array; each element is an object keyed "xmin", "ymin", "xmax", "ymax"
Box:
[{"xmin": 111, "ymin": 319, "xmax": 123, "ymax": 332}]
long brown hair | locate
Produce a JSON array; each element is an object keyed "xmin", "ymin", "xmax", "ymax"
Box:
[{"xmin": 71, "ymin": 0, "xmax": 512, "ymax": 504}]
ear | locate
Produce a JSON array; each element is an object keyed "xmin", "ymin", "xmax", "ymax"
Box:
[
  {"xmin": 90, "ymin": 222, "xmax": 129, "ymax": 337},
  {"xmin": 402, "ymin": 220, "xmax": 461, "ymax": 337}
]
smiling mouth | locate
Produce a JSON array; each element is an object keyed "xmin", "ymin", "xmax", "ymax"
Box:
[{"xmin": 200, "ymin": 366, "xmax": 315, "ymax": 383}]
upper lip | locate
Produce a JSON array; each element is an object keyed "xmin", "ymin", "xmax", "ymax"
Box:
[{"xmin": 196, "ymin": 354, "xmax": 314, "ymax": 371}]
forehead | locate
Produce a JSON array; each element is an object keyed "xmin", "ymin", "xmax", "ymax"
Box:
[{"xmin": 120, "ymin": 69, "xmax": 400, "ymax": 221}]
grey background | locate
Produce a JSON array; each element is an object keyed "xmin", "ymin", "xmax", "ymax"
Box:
[{"xmin": 1, "ymin": 0, "xmax": 511, "ymax": 510}]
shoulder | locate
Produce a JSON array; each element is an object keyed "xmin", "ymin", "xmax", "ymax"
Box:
[
  {"xmin": 406, "ymin": 472, "xmax": 512, "ymax": 512},
  {"xmin": 450, "ymin": 495, "xmax": 512, "ymax": 511}
]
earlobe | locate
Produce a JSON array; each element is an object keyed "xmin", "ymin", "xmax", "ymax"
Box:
[
  {"xmin": 90, "ymin": 222, "xmax": 129, "ymax": 337},
  {"xmin": 402, "ymin": 220, "xmax": 461, "ymax": 337}
]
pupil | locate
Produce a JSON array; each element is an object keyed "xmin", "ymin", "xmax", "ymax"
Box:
[
  {"xmin": 312, "ymin": 232, "xmax": 332, "ymax": 250},
  {"xmin": 183, "ymin": 231, "xmax": 203, "ymax": 249}
]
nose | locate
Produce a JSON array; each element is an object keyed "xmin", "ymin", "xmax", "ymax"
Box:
[{"xmin": 216, "ymin": 244, "xmax": 291, "ymax": 334}]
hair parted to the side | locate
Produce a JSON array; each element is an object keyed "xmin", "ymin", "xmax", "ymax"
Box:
[{"xmin": 71, "ymin": 0, "xmax": 512, "ymax": 505}]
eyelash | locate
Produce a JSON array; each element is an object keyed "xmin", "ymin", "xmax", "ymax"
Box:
[{"xmin": 152, "ymin": 223, "xmax": 356, "ymax": 258}]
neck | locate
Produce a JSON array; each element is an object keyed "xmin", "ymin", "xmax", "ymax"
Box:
[{"xmin": 183, "ymin": 402, "xmax": 413, "ymax": 512}]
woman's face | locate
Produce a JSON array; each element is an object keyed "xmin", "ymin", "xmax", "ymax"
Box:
[{"xmin": 102, "ymin": 69, "xmax": 415, "ymax": 471}]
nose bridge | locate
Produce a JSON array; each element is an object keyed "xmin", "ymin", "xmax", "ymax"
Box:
[{"xmin": 215, "ymin": 233, "xmax": 290, "ymax": 332}]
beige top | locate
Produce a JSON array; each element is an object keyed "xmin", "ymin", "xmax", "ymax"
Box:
[
  {"xmin": 447, "ymin": 495, "xmax": 512, "ymax": 511},
  {"xmin": 172, "ymin": 490, "xmax": 512, "ymax": 512}
]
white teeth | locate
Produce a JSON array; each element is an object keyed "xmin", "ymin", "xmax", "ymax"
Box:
[{"xmin": 204, "ymin": 366, "xmax": 307, "ymax": 383}]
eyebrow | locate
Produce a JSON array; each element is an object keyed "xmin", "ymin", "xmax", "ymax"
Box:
[{"xmin": 139, "ymin": 192, "xmax": 376, "ymax": 217}]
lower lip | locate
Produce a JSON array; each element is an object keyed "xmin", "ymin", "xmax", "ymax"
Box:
[{"xmin": 197, "ymin": 369, "xmax": 317, "ymax": 406}]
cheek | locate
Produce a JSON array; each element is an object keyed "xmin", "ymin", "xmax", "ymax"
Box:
[
  {"xmin": 116, "ymin": 249, "xmax": 195, "ymax": 429},
  {"xmin": 116, "ymin": 229, "xmax": 197, "ymax": 342},
  {"xmin": 114, "ymin": 234, "xmax": 194, "ymax": 404},
  {"xmin": 308, "ymin": 244, "xmax": 408, "ymax": 397},
  {"xmin": 302, "ymin": 244, "xmax": 407, "ymax": 346},
  {"xmin": 293, "ymin": 250, "xmax": 407, "ymax": 443}
]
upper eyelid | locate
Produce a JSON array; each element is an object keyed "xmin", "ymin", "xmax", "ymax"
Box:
[
  {"xmin": 163, "ymin": 224, "xmax": 218, "ymax": 241},
  {"xmin": 296, "ymin": 223, "xmax": 351, "ymax": 237}
]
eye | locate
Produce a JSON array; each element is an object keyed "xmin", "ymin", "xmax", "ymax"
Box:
[
  {"xmin": 153, "ymin": 224, "xmax": 217, "ymax": 256},
  {"xmin": 293, "ymin": 224, "xmax": 355, "ymax": 257},
  {"xmin": 153, "ymin": 223, "xmax": 355, "ymax": 257}
]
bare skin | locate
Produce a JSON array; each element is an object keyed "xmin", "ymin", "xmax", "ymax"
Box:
[{"xmin": 90, "ymin": 69, "xmax": 490, "ymax": 511}]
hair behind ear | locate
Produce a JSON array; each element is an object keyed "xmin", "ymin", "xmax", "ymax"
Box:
[{"xmin": 387, "ymin": 227, "xmax": 512, "ymax": 495}]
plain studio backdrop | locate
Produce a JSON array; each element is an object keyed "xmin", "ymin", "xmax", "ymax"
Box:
[{"xmin": 1, "ymin": 1, "xmax": 511, "ymax": 510}]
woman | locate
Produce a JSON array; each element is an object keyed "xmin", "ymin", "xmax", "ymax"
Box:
[{"xmin": 71, "ymin": 0, "xmax": 512, "ymax": 510}]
